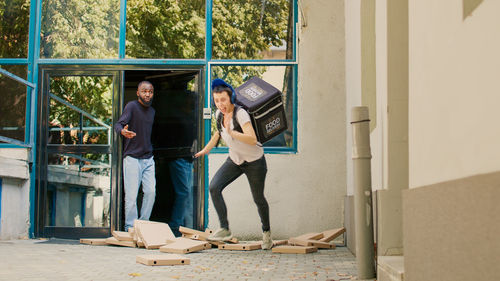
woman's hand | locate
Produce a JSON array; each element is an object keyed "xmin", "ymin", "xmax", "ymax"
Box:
[{"xmin": 194, "ymin": 149, "xmax": 207, "ymax": 158}]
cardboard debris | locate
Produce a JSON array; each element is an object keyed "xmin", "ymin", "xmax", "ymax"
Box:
[
  {"xmin": 136, "ymin": 254, "xmax": 190, "ymax": 266},
  {"xmin": 273, "ymin": 240, "xmax": 289, "ymax": 246},
  {"xmin": 218, "ymin": 242, "xmax": 262, "ymax": 251},
  {"xmin": 79, "ymin": 238, "xmax": 108, "ymax": 246},
  {"xmin": 105, "ymin": 237, "xmax": 136, "ymax": 248},
  {"xmin": 319, "ymin": 227, "xmax": 346, "ymax": 243},
  {"xmin": 112, "ymin": 230, "xmax": 133, "ymax": 241},
  {"xmin": 294, "ymin": 232, "xmax": 324, "ymax": 241},
  {"xmin": 135, "ymin": 220, "xmax": 175, "ymax": 249},
  {"xmin": 272, "ymin": 245, "xmax": 318, "ymax": 254},
  {"xmin": 288, "ymin": 238, "xmax": 335, "ymax": 249},
  {"xmin": 179, "ymin": 226, "xmax": 210, "ymax": 237},
  {"xmin": 208, "ymin": 240, "xmax": 225, "ymax": 247},
  {"xmin": 159, "ymin": 238, "xmax": 210, "ymax": 254}
]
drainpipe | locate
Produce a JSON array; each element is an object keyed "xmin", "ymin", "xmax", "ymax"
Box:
[{"xmin": 351, "ymin": 106, "xmax": 376, "ymax": 279}]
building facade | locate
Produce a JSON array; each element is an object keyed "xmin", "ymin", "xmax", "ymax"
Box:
[{"xmin": 1, "ymin": 1, "xmax": 498, "ymax": 280}]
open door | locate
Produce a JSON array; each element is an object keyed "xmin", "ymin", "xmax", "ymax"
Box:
[{"xmin": 36, "ymin": 69, "xmax": 120, "ymax": 238}]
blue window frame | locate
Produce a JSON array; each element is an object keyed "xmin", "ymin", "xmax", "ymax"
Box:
[{"xmin": 0, "ymin": 0, "xmax": 298, "ymax": 235}]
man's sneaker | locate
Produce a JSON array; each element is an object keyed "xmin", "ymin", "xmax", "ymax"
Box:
[
  {"xmin": 208, "ymin": 228, "xmax": 233, "ymax": 241},
  {"xmin": 262, "ymin": 231, "xmax": 273, "ymax": 250}
]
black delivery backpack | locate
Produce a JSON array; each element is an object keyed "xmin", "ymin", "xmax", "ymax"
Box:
[{"xmin": 234, "ymin": 77, "xmax": 288, "ymax": 144}]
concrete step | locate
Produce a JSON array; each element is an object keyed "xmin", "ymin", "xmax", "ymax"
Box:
[{"xmin": 377, "ymin": 256, "xmax": 404, "ymax": 281}]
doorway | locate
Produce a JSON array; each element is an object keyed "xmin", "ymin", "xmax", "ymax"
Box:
[
  {"xmin": 122, "ymin": 70, "xmax": 203, "ymax": 232},
  {"xmin": 35, "ymin": 67, "xmax": 204, "ymax": 239}
]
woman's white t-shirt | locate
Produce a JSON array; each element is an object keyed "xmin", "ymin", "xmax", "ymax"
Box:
[{"xmin": 217, "ymin": 108, "xmax": 263, "ymax": 165}]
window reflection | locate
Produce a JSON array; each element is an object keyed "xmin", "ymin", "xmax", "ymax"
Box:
[
  {"xmin": 46, "ymin": 153, "xmax": 111, "ymax": 227},
  {"xmin": 0, "ymin": 0, "xmax": 30, "ymax": 58},
  {"xmin": 49, "ymin": 76, "xmax": 113, "ymax": 145},
  {"xmin": 212, "ymin": 0, "xmax": 292, "ymax": 60},
  {"xmin": 211, "ymin": 65, "xmax": 294, "ymax": 147},
  {"xmin": 0, "ymin": 65, "xmax": 27, "ymax": 142},
  {"xmin": 126, "ymin": 0, "xmax": 205, "ymax": 59},
  {"xmin": 40, "ymin": 0, "xmax": 119, "ymax": 58}
]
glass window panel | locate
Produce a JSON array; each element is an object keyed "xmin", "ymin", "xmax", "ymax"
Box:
[
  {"xmin": 40, "ymin": 0, "xmax": 120, "ymax": 59},
  {"xmin": 211, "ymin": 65, "xmax": 294, "ymax": 147},
  {"xmin": 46, "ymin": 152, "xmax": 111, "ymax": 227},
  {"xmin": 212, "ymin": 0, "xmax": 292, "ymax": 60},
  {"xmin": 0, "ymin": 0, "xmax": 30, "ymax": 58},
  {"xmin": 126, "ymin": 0, "xmax": 205, "ymax": 59},
  {"xmin": 49, "ymin": 76, "xmax": 113, "ymax": 145},
  {"xmin": 0, "ymin": 65, "xmax": 28, "ymax": 142}
]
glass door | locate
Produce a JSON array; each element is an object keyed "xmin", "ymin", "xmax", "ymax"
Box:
[{"xmin": 36, "ymin": 69, "xmax": 120, "ymax": 239}]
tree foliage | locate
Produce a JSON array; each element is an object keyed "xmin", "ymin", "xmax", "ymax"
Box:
[
  {"xmin": 40, "ymin": 0, "xmax": 119, "ymax": 58},
  {"xmin": 49, "ymin": 76, "xmax": 113, "ymax": 145},
  {"xmin": 126, "ymin": 0, "xmax": 205, "ymax": 58},
  {"xmin": 0, "ymin": 0, "xmax": 30, "ymax": 58}
]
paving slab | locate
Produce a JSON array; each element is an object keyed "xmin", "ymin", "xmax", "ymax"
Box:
[{"xmin": 0, "ymin": 239, "xmax": 359, "ymax": 280}]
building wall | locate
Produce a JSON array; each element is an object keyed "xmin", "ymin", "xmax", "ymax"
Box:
[
  {"xmin": 207, "ymin": 0, "xmax": 347, "ymax": 239},
  {"xmin": 409, "ymin": 0, "xmax": 500, "ymax": 188},
  {"xmin": 402, "ymin": 1, "xmax": 500, "ymax": 279},
  {"xmin": 0, "ymin": 148, "xmax": 30, "ymax": 240}
]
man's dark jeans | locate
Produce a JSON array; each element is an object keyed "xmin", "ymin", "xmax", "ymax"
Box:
[{"xmin": 209, "ymin": 156, "xmax": 270, "ymax": 232}]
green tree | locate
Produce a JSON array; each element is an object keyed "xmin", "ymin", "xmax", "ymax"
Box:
[
  {"xmin": 0, "ymin": 0, "xmax": 30, "ymax": 58},
  {"xmin": 49, "ymin": 76, "xmax": 113, "ymax": 145},
  {"xmin": 40, "ymin": 0, "xmax": 119, "ymax": 58},
  {"xmin": 126, "ymin": 0, "xmax": 205, "ymax": 58}
]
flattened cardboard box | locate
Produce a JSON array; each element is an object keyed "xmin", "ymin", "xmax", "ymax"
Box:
[
  {"xmin": 80, "ymin": 238, "xmax": 108, "ymax": 246},
  {"xmin": 319, "ymin": 227, "xmax": 346, "ymax": 242},
  {"xmin": 159, "ymin": 238, "xmax": 210, "ymax": 254},
  {"xmin": 135, "ymin": 220, "xmax": 175, "ymax": 249},
  {"xmin": 288, "ymin": 238, "xmax": 335, "ymax": 249},
  {"xmin": 136, "ymin": 254, "xmax": 190, "ymax": 266},
  {"xmin": 294, "ymin": 232, "xmax": 324, "ymax": 241},
  {"xmin": 272, "ymin": 245, "xmax": 318, "ymax": 254},
  {"xmin": 218, "ymin": 242, "xmax": 262, "ymax": 251},
  {"xmin": 112, "ymin": 230, "xmax": 133, "ymax": 241},
  {"xmin": 105, "ymin": 237, "xmax": 136, "ymax": 248}
]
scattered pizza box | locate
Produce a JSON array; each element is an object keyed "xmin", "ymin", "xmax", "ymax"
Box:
[
  {"xmin": 218, "ymin": 242, "xmax": 262, "ymax": 251},
  {"xmin": 182, "ymin": 233, "xmax": 197, "ymax": 239},
  {"xmin": 179, "ymin": 226, "xmax": 209, "ymax": 239},
  {"xmin": 105, "ymin": 237, "xmax": 136, "ymax": 248},
  {"xmin": 272, "ymin": 240, "xmax": 289, "ymax": 247},
  {"xmin": 112, "ymin": 230, "xmax": 133, "ymax": 241},
  {"xmin": 135, "ymin": 220, "xmax": 175, "ymax": 249},
  {"xmin": 225, "ymin": 237, "xmax": 239, "ymax": 244},
  {"xmin": 289, "ymin": 238, "xmax": 335, "ymax": 249},
  {"xmin": 294, "ymin": 232, "xmax": 324, "ymax": 240},
  {"xmin": 136, "ymin": 254, "xmax": 190, "ymax": 266},
  {"xmin": 319, "ymin": 228, "xmax": 346, "ymax": 242},
  {"xmin": 208, "ymin": 240, "xmax": 225, "ymax": 247},
  {"xmin": 272, "ymin": 245, "xmax": 317, "ymax": 254},
  {"xmin": 79, "ymin": 238, "xmax": 108, "ymax": 246},
  {"xmin": 137, "ymin": 240, "xmax": 145, "ymax": 248},
  {"xmin": 159, "ymin": 238, "xmax": 210, "ymax": 254}
]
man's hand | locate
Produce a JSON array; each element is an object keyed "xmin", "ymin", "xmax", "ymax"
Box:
[{"xmin": 121, "ymin": 125, "xmax": 136, "ymax": 139}]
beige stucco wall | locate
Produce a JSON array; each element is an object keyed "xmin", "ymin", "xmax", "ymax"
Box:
[
  {"xmin": 0, "ymin": 148, "xmax": 31, "ymax": 240},
  {"xmin": 207, "ymin": 0, "xmax": 347, "ymax": 239},
  {"xmin": 409, "ymin": 0, "xmax": 500, "ymax": 188}
]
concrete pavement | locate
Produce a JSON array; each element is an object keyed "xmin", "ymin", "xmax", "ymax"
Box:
[{"xmin": 0, "ymin": 239, "xmax": 361, "ymax": 281}]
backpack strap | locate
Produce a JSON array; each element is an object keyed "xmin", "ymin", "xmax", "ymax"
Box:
[
  {"xmin": 231, "ymin": 105, "xmax": 243, "ymax": 133},
  {"xmin": 215, "ymin": 106, "xmax": 244, "ymax": 147},
  {"xmin": 217, "ymin": 106, "xmax": 243, "ymax": 134}
]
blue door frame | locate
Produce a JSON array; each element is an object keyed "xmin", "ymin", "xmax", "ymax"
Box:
[{"xmin": 0, "ymin": 0, "xmax": 299, "ymax": 238}]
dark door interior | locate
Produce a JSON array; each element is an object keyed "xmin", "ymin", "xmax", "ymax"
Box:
[{"xmin": 122, "ymin": 70, "xmax": 201, "ymax": 230}]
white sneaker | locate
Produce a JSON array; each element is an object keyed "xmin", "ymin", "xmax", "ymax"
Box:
[
  {"xmin": 262, "ymin": 231, "xmax": 273, "ymax": 250},
  {"xmin": 208, "ymin": 228, "xmax": 233, "ymax": 241}
]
